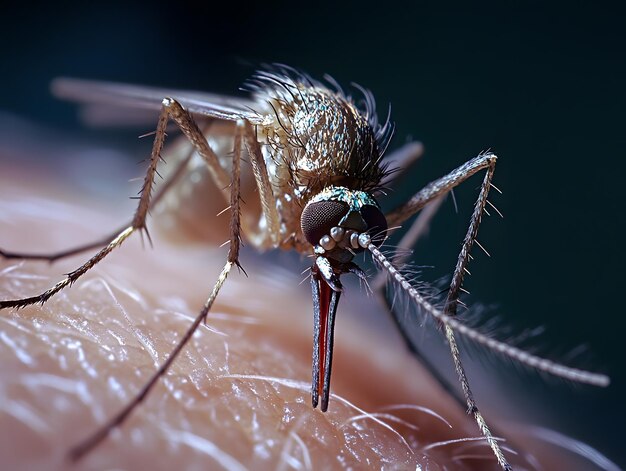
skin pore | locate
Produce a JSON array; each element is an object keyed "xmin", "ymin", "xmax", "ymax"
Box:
[{"xmin": 0, "ymin": 142, "xmax": 597, "ymax": 470}]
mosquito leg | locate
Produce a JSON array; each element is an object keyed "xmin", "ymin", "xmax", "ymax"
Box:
[
  {"xmin": 376, "ymin": 154, "xmax": 608, "ymax": 470},
  {"xmin": 0, "ymin": 101, "xmax": 179, "ymax": 309},
  {"xmin": 386, "ymin": 155, "xmax": 511, "ymax": 468},
  {"xmin": 385, "ymin": 152, "xmax": 498, "ymax": 228},
  {"xmin": 435, "ymin": 160, "xmax": 513, "ymax": 470},
  {"xmin": 241, "ymin": 121, "xmax": 281, "ymax": 246},
  {"xmin": 162, "ymin": 99, "xmax": 231, "ymax": 195},
  {"xmin": 0, "ymin": 117, "xmax": 217, "ymax": 263},
  {"xmin": 0, "ymin": 137, "xmax": 198, "ymax": 263},
  {"xmin": 0, "ymin": 232, "xmax": 127, "ymax": 262},
  {"xmin": 444, "ymin": 161, "xmax": 495, "ymax": 315},
  {"xmin": 0, "ymin": 95, "xmax": 242, "ymax": 309},
  {"xmin": 67, "ymin": 116, "xmax": 246, "ymax": 462}
]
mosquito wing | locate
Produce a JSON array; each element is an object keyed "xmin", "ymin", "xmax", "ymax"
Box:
[{"xmin": 51, "ymin": 78, "xmax": 266, "ymax": 125}]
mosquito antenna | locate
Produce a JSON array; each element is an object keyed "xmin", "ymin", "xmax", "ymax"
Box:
[
  {"xmin": 359, "ymin": 232, "xmax": 610, "ymax": 469},
  {"xmin": 363, "ymin": 234, "xmax": 610, "ymax": 386}
]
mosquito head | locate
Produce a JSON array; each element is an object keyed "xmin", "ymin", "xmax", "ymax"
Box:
[
  {"xmin": 301, "ymin": 184, "xmax": 387, "ymax": 293},
  {"xmin": 301, "ymin": 185, "xmax": 387, "ymax": 269}
]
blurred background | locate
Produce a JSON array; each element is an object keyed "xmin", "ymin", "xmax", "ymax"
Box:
[{"xmin": 1, "ymin": 1, "xmax": 623, "ymax": 468}]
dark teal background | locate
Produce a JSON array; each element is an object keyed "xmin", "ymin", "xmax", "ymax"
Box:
[{"xmin": 1, "ymin": 2, "xmax": 624, "ymax": 468}]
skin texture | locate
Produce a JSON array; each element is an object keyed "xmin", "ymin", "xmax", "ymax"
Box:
[{"xmin": 0, "ymin": 141, "xmax": 602, "ymax": 470}]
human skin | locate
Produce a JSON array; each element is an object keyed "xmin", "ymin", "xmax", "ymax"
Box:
[{"xmin": 0, "ymin": 147, "xmax": 596, "ymax": 470}]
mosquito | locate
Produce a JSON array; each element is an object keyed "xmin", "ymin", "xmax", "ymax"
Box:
[{"xmin": 0, "ymin": 64, "xmax": 610, "ymax": 470}]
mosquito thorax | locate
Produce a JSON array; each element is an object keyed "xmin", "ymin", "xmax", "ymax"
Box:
[
  {"xmin": 262, "ymin": 86, "xmax": 380, "ymax": 181},
  {"xmin": 301, "ymin": 186, "xmax": 387, "ymax": 264},
  {"xmin": 250, "ymin": 72, "xmax": 393, "ymax": 197}
]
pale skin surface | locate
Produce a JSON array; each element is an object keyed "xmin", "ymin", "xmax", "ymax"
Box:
[{"xmin": 0, "ymin": 149, "xmax": 596, "ymax": 470}]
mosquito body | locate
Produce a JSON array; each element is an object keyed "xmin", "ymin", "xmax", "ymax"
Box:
[{"xmin": 0, "ymin": 65, "xmax": 610, "ymax": 470}]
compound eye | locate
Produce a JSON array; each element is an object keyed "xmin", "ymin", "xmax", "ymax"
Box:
[
  {"xmin": 361, "ymin": 205, "xmax": 388, "ymax": 246},
  {"xmin": 301, "ymin": 200, "xmax": 349, "ymax": 246}
]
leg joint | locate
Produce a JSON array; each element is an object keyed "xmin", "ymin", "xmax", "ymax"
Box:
[{"xmin": 481, "ymin": 152, "xmax": 498, "ymax": 165}]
